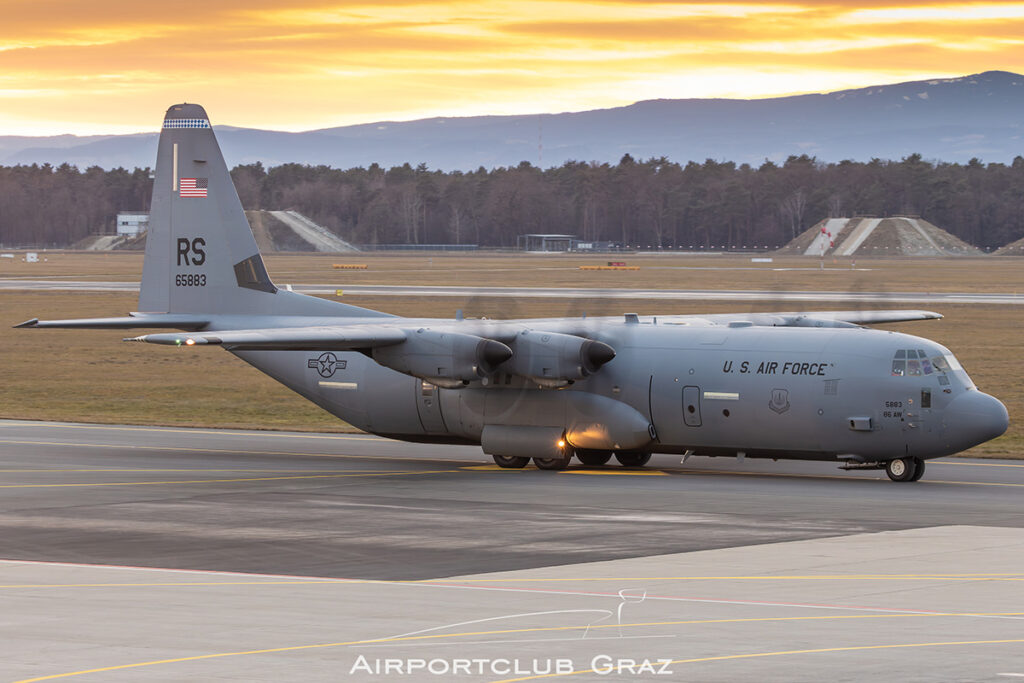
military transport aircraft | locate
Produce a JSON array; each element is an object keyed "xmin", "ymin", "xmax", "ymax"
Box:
[{"xmin": 16, "ymin": 104, "xmax": 1009, "ymax": 482}]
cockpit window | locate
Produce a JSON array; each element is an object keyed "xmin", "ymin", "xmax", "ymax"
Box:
[{"xmin": 892, "ymin": 349, "xmax": 951, "ymax": 378}]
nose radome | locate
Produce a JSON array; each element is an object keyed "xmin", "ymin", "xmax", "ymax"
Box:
[{"xmin": 946, "ymin": 391, "xmax": 1009, "ymax": 448}]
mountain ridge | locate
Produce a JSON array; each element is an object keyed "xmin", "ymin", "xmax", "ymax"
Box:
[{"xmin": 3, "ymin": 70, "xmax": 1022, "ymax": 170}]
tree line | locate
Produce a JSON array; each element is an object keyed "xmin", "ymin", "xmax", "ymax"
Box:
[{"xmin": 2, "ymin": 155, "xmax": 1024, "ymax": 250}]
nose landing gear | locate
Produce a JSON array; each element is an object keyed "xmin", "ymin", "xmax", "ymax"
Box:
[{"xmin": 885, "ymin": 457, "xmax": 926, "ymax": 482}]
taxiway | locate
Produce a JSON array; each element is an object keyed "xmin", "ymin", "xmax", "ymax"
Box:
[{"xmin": 2, "ymin": 420, "xmax": 1022, "ymax": 682}]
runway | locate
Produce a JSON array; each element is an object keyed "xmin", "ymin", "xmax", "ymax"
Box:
[
  {"xmin": 3, "ymin": 278, "xmax": 1024, "ymax": 304},
  {"xmin": 2, "ymin": 420, "xmax": 1022, "ymax": 681}
]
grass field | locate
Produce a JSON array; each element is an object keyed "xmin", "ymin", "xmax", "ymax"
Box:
[
  {"xmin": 5, "ymin": 250, "xmax": 1024, "ymax": 292},
  {"xmin": 2, "ymin": 252, "xmax": 1020, "ymax": 457}
]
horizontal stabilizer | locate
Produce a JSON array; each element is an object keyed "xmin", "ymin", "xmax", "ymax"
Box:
[
  {"xmin": 14, "ymin": 314, "xmax": 209, "ymax": 330},
  {"xmin": 126, "ymin": 325, "xmax": 408, "ymax": 350}
]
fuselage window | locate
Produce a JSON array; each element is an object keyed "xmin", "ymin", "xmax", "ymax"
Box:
[{"xmin": 921, "ymin": 388, "xmax": 932, "ymax": 408}]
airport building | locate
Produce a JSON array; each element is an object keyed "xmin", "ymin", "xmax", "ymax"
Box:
[
  {"xmin": 517, "ymin": 233, "xmax": 619, "ymax": 252},
  {"xmin": 116, "ymin": 212, "xmax": 149, "ymax": 237}
]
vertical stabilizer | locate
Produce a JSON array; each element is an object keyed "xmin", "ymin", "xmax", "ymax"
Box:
[{"xmin": 139, "ymin": 103, "xmax": 376, "ymax": 317}]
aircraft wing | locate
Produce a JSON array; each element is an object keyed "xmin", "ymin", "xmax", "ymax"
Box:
[
  {"xmin": 126, "ymin": 326, "xmax": 408, "ymax": 351},
  {"xmin": 692, "ymin": 310, "xmax": 942, "ymax": 328},
  {"xmin": 813, "ymin": 310, "xmax": 942, "ymax": 325}
]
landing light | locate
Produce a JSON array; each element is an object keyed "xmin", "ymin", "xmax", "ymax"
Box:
[
  {"xmin": 185, "ymin": 338, "xmax": 195, "ymax": 346},
  {"xmin": 557, "ymin": 439, "xmax": 566, "ymax": 449}
]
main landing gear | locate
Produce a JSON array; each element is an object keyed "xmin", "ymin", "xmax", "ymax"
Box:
[
  {"xmin": 613, "ymin": 451, "xmax": 652, "ymax": 467},
  {"xmin": 572, "ymin": 449, "xmax": 652, "ymax": 467},
  {"xmin": 491, "ymin": 449, "xmax": 653, "ymax": 470},
  {"xmin": 491, "ymin": 455, "xmax": 530, "ymax": 469},
  {"xmin": 576, "ymin": 450, "xmax": 612, "ymax": 466},
  {"xmin": 885, "ymin": 457, "xmax": 926, "ymax": 482}
]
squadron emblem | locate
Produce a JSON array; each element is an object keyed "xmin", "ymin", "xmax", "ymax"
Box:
[{"xmin": 769, "ymin": 388, "xmax": 791, "ymax": 414}]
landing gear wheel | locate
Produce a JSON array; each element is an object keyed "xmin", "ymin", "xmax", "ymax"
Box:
[
  {"xmin": 492, "ymin": 454, "xmax": 530, "ymax": 469},
  {"xmin": 533, "ymin": 455, "xmax": 572, "ymax": 471},
  {"xmin": 910, "ymin": 458, "xmax": 926, "ymax": 482},
  {"xmin": 576, "ymin": 450, "xmax": 612, "ymax": 466},
  {"xmin": 615, "ymin": 452, "xmax": 652, "ymax": 467},
  {"xmin": 885, "ymin": 457, "xmax": 917, "ymax": 482}
]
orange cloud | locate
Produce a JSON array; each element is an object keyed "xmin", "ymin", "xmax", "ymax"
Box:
[{"xmin": 0, "ymin": 1, "xmax": 1022, "ymax": 135}]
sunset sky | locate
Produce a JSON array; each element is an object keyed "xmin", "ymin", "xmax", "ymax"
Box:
[{"xmin": 2, "ymin": 1, "xmax": 1024, "ymax": 136}]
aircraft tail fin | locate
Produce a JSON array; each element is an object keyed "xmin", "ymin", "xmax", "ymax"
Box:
[{"xmin": 140, "ymin": 103, "xmax": 382, "ymax": 318}]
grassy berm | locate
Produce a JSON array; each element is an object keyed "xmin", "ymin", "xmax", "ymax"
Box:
[{"xmin": 2, "ymin": 252, "xmax": 1020, "ymax": 457}]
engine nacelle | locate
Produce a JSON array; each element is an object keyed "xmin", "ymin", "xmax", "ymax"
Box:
[
  {"xmin": 503, "ymin": 331, "xmax": 615, "ymax": 387},
  {"xmin": 372, "ymin": 329, "xmax": 512, "ymax": 388}
]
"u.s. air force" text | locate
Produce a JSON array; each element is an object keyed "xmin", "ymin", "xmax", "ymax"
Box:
[{"xmin": 722, "ymin": 360, "xmax": 832, "ymax": 376}]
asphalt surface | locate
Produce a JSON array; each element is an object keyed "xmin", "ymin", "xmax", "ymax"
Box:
[
  {"xmin": 3, "ymin": 279, "xmax": 1024, "ymax": 304},
  {"xmin": 2, "ymin": 420, "xmax": 1023, "ymax": 682},
  {"xmin": 2, "ymin": 419, "xmax": 1022, "ymax": 581},
  {"xmin": 4, "ymin": 526, "xmax": 1024, "ymax": 683}
]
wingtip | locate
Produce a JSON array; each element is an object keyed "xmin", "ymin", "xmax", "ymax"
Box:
[{"xmin": 13, "ymin": 318, "xmax": 39, "ymax": 329}]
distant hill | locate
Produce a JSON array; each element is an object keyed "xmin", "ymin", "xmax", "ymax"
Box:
[{"xmin": 3, "ymin": 71, "xmax": 1024, "ymax": 170}]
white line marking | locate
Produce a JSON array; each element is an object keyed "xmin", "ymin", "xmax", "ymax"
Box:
[{"xmin": 5, "ymin": 558, "xmax": 1023, "ymax": 622}]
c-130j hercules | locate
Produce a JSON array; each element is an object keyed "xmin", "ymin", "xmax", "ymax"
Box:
[{"xmin": 17, "ymin": 104, "xmax": 1009, "ymax": 482}]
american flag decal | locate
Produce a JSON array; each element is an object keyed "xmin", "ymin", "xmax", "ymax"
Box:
[{"xmin": 179, "ymin": 178, "xmax": 208, "ymax": 198}]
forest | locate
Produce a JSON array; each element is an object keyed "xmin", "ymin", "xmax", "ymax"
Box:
[{"xmin": 2, "ymin": 154, "xmax": 1024, "ymax": 250}]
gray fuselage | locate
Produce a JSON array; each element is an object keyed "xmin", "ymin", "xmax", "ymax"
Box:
[{"xmin": 235, "ymin": 318, "xmax": 1005, "ymax": 463}]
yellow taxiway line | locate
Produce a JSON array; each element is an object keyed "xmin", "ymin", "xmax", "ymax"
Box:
[
  {"xmin": 16, "ymin": 613, "xmax": 1017, "ymax": 683},
  {"xmin": 0, "ymin": 469, "xmax": 460, "ymax": 489},
  {"xmin": 0, "ymin": 438, "xmax": 480, "ymax": 464},
  {"xmin": 493, "ymin": 639, "xmax": 1024, "ymax": 682},
  {"xmin": 0, "ymin": 422, "xmax": 372, "ymax": 441}
]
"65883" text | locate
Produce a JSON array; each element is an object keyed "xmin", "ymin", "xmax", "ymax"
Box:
[{"xmin": 175, "ymin": 273, "xmax": 206, "ymax": 287}]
